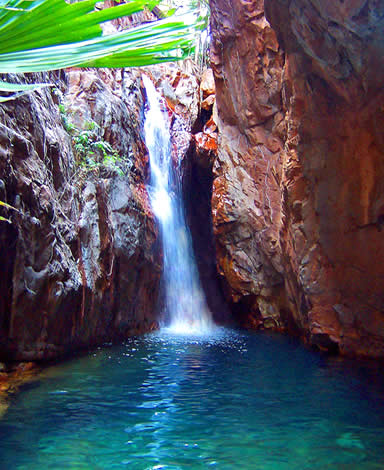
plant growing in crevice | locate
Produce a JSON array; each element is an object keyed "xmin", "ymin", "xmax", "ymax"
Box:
[
  {"xmin": 52, "ymin": 87, "xmax": 76, "ymax": 134},
  {"xmin": 72, "ymin": 121, "xmax": 124, "ymax": 176},
  {"xmin": 58, "ymin": 104, "xmax": 76, "ymax": 134},
  {"xmin": 53, "ymin": 94, "xmax": 124, "ymax": 177}
]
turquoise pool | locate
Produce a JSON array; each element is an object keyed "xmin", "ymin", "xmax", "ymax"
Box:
[{"xmin": 0, "ymin": 328, "xmax": 383, "ymax": 469}]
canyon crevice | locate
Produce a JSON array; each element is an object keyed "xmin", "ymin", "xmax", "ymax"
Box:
[
  {"xmin": 209, "ymin": 0, "xmax": 384, "ymax": 356},
  {"xmin": 1, "ymin": 0, "xmax": 383, "ymax": 362},
  {"xmin": 0, "ymin": 65, "xmax": 206, "ymax": 361}
]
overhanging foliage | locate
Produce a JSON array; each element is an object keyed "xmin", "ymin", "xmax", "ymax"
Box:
[{"xmin": 0, "ymin": 0, "xmax": 203, "ymax": 99}]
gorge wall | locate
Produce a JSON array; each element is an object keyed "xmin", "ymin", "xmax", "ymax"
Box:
[
  {"xmin": 1, "ymin": 0, "xmax": 383, "ymax": 361},
  {"xmin": 209, "ymin": 0, "xmax": 384, "ymax": 356},
  {"xmin": 0, "ymin": 55, "xmax": 230, "ymax": 364},
  {"xmin": 0, "ymin": 62, "xmax": 219, "ymax": 362},
  {"xmin": 0, "ymin": 69, "xmax": 157, "ymax": 361},
  {"xmin": 0, "ymin": 69, "xmax": 164, "ymax": 361}
]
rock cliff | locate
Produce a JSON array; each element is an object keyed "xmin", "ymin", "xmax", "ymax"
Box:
[
  {"xmin": 1, "ymin": 0, "xmax": 382, "ymax": 360},
  {"xmin": 209, "ymin": 0, "xmax": 384, "ymax": 356},
  {"xmin": 0, "ymin": 62, "xmax": 215, "ymax": 361},
  {"xmin": 0, "ymin": 69, "xmax": 161, "ymax": 361}
]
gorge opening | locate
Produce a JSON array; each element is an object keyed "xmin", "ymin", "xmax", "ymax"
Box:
[{"xmin": 0, "ymin": 0, "xmax": 384, "ymax": 468}]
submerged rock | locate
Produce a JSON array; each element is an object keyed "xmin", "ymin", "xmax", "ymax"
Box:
[{"xmin": 0, "ymin": 361, "xmax": 41, "ymax": 417}]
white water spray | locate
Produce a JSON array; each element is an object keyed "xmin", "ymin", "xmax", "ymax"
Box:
[{"xmin": 143, "ymin": 75, "xmax": 214, "ymax": 334}]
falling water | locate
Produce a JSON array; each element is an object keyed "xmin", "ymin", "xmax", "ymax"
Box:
[{"xmin": 143, "ymin": 74, "xmax": 213, "ymax": 334}]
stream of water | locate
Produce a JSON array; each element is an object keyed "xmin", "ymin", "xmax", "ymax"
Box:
[
  {"xmin": 142, "ymin": 74, "xmax": 213, "ymax": 334},
  {"xmin": 1, "ymin": 329, "xmax": 384, "ymax": 469}
]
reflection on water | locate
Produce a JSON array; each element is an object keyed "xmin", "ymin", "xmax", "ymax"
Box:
[{"xmin": 0, "ymin": 328, "xmax": 384, "ymax": 469}]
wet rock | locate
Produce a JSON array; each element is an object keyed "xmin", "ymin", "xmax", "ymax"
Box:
[
  {"xmin": 147, "ymin": 63, "xmax": 200, "ymax": 129},
  {"xmin": 0, "ymin": 69, "xmax": 161, "ymax": 361},
  {"xmin": 202, "ymin": 95, "xmax": 216, "ymax": 111},
  {"xmin": 194, "ymin": 132, "xmax": 218, "ymax": 168},
  {"xmin": 0, "ymin": 361, "xmax": 41, "ymax": 417}
]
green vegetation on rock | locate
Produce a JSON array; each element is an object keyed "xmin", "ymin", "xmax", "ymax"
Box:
[{"xmin": 56, "ymin": 93, "xmax": 125, "ymax": 177}]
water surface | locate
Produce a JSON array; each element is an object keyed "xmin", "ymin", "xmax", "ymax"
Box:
[{"xmin": 1, "ymin": 329, "xmax": 384, "ymax": 469}]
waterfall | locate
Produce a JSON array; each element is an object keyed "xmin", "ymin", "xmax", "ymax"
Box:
[{"xmin": 142, "ymin": 74, "xmax": 214, "ymax": 334}]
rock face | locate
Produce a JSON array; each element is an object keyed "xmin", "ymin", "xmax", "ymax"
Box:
[
  {"xmin": 0, "ymin": 70, "xmax": 161, "ymax": 361},
  {"xmin": 209, "ymin": 0, "xmax": 384, "ymax": 356},
  {"xmin": 0, "ymin": 63, "xmax": 218, "ymax": 361}
]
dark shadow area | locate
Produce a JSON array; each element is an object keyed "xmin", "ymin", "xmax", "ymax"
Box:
[
  {"xmin": 183, "ymin": 146, "xmax": 233, "ymax": 326},
  {"xmin": 0, "ymin": 210, "xmax": 17, "ymax": 359}
]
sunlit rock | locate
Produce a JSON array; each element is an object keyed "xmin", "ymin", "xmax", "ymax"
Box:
[{"xmin": 209, "ymin": 0, "xmax": 384, "ymax": 356}]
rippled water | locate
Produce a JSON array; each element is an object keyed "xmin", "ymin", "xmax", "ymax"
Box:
[{"xmin": 1, "ymin": 329, "xmax": 384, "ymax": 469}]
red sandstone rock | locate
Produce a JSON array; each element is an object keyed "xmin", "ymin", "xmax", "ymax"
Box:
[
  {"xmin": 201, "ymin": 94, "xmax": 216, "ymax": 111},
  {"xmin": 146, "ymin": 63, "xmax": 200, "ymax": 129},
  {"xmin": 194, "ymin": 132, "xmax": 218, "ymax": 168},
  {"xmin": 209, "ymin": 0, "xmax": 384, "ymax": 356},
  {"xmin": 200, "ymin": 68, "xmax": 216, "ymax": 98}
]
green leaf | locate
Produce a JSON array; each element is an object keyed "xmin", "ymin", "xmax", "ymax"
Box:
[
  {"xmin": 0, "ymin": 1, "xmax": 202, "ymax": 102},
  {"xmin": 0, "ymin": 199, "xmax": 18, "ymax": 222},
  {"xmin": 0, "ymin": 200, "xmax": 18, "ymax": 211},
  {"xmin": 0, "ymin": 79, "xmax": 52, "ymax": 92},
  {"xmin": 0, "ymin": 1, "xmax": 163, "ymax": 53},
  {"xmin": 0, "ymin": 79, "xmax": 53, "ymax": 102}
]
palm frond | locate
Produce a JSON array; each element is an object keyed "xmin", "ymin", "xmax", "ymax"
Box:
[
  {"xmin": 0, "ymin": 0, "xmax": 202, "ymax": 101},
  {"xmin": 0, "ymin": 200, "xmax": 19, "ymax": 211},
  {"xmin": 0, "ymin": 13, "xmax": 201, "ymax": 72},
  {"xmin": 0, "ymin": 81, "xmax": 52, "ymax": 92}
]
